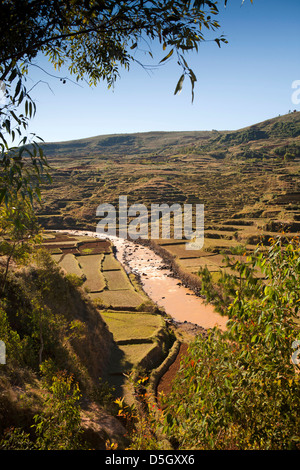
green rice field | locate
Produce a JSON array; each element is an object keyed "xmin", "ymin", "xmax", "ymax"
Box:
[
  {"xmin": 101, "ymin": 311, "xmax": 164, "ymax": 343},
  {"xmin": 77, "ymin": 254, "xmax": 106, "ymax": 292},
  {"xmin": 44, "ymin": 233, "xmax": 150, "ymax": 309},
  {"xmin": 89, "ymin": 289, "xmax": 146, "ymax": 309},
  {"xmin": 54, "ymin": 253, "xmax": 83, "ymax": 277},
  {"xmin": 102, "ymin": 253, "xmax": 122, "ymax": 271},
  {"xmin": 103, "ymin": 269, "xmax": 133, "ymax": 291},
  {"xmin": 43, "ymin": 232, "xmax": 167, "ymax": 400}
]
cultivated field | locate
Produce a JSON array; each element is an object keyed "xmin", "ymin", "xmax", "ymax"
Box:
[
  {"xmin": 52, "ymin": 253, "xmax": 82, "ymax": 277},
  {"xmin": 77, "ymin": 254, "xmax": 106, "ymax": 292},
  {"xmin": 101, "ymin": 311, "xmax": 165, "ymax": 343},
  {"xmin": 89, "ymin": 289, "xmax": 146, "ymax": 309}
]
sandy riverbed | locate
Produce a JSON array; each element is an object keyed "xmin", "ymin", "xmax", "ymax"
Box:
[{"xmin": 53, "ymin": 230, "xmax": 227, "ymax": 331}]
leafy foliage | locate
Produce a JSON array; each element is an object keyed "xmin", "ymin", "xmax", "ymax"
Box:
[
  {"xmin": 0, "ymin": 372, "xmax": 87, "ymax": 450},
  {"xmin": 33, "ymin": 371, "xmax": 85, "ymax": 450},
  {"xmin": 160, "ymin": 237, "xmax": 300, "ymax": 449},
  {"xmin": 0, "ymin": 1, "xmax": 228, "ymax": 90},
  {"xmin": 0, "ymin": 0, "xmax": 230, "ymax": 207},
  {"xmin": 0, "ymin": 65, "xmax": 51, "ymax": 206},
  {"xmin": 0, "ymin": 197, "xmax": 41, "ymax": 294}
]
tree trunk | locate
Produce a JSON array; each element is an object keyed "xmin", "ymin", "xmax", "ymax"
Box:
[{"xmin": 0, "ymin": 241, "xmax": 16, "ymax": 296}]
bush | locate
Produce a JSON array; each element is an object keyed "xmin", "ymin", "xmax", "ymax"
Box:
[
  {"xmin": 0, "ymin": 307, "xmax": 23, "ymax": 365},
  {"xmin": 0, "ymin": 372, "xmax": 87, "ymax": 450},
  {"xmin": 160, "ymin": 237, "xmax": 300, "ymax": 449},
  {"xmin": 33, "ymin": 371, "xmax": 86, "ymax": 450}
]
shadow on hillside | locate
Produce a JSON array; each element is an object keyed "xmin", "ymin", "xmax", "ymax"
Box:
[{"xmin": 104, "ymin": 343, "xmax": 132, "ymax": 398}]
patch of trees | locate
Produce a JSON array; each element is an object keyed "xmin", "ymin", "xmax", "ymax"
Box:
[
  {"xmin": 270, "ymin": 121, "xmax": 300, "ymax": 138},
  {"xmin": 218, "ymin": 127, "xmax": 268, "ymax": 145},
  {"xmin": 274, "ymin": 143, "xmax": 300, "ymax": 160}
]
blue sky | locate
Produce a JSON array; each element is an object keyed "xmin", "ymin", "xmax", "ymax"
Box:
[{"xmin": 26, "ymin": 0, "xmax": 300, "ymax": 143}]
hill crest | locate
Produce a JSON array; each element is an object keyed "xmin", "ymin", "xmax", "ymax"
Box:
[{"xmin": 42, "ymin": 111, "xmax": 300, "ymax": 159}]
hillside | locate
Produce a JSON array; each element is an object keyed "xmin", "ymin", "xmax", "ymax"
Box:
[
  {"xmin": 0, "ymin": 233, "xmax": 176, "ymax": 450},
  {"xmin": 41, "ymin": 111, "xmax": 300, "ymax": 160},
  {"xmin": 0, "ymin": 247, "xmax": 131, "ymax": 449},
  {"xmin": 37, "ymin": 111, "xmax": 300, "ymax": 280},
  {"xmin": 42, "ymin": 130, "xmax": 213, "ymax": 159},
  {"xmin": 1, "ymin": 111, "xmax": 300, "ymax": 450}
]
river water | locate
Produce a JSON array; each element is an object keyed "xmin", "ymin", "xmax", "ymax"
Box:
[{"xmin": 53, "ymin": 230, "xmax": 227, "ymax": 331}]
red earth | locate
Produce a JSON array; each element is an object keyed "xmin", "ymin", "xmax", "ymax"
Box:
[{"xmin": 156, "ymin": 343, "xmax": 189, "ymax": 399}]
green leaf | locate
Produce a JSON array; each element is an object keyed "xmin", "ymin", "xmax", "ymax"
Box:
[
  {"xmin": 174, "ymin": 74, "xmax": 185, "ymax": 95},
  {"xmin": 14, "ymin": 79, "xmax": 22, "ymax": 100},
  {"xmin": 35, "ymin": 187, "xmax": 41, "ymax": 201},
  {"xmin": 8, "ymin": 68, "xmax": 18, "ymax": 82},
  {"xmin": 159, "ymin": 48, "xmax": 174, "ymax": 63},
  {"xmin": 0, "ymin": 188, "xmax": 6, "ymax": 204}
]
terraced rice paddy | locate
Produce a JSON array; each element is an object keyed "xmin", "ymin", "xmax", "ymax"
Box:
[
  {"xmin": 44, "ymin": 232, "xmax": 147, "ymax": 308},
  {"xmin": 89, "ymin": 289, "xmax": 146, "ymax": 309},
  {"xmin": 38, "ymin": 113, "xmax": 300, "ymax": 283},
  {"xmin": 42, "ymin": 231, "xmax": 166, "ymax": 397},
  {"xmin": 101, "ymin": 311, "xmax": 164, "ymax": 343},
  {"xmin": 78, "ymin": 254, "xmax": 106, "ymax": 292},
  {"xmin": 52, "ymin": 253, "xmax": 82, "ymax": 276},
  {"xmin": 103, "ymin": 269, "xmax": 133, "ymax": 291},
  {"xmin": 102, "ymin": 253, "xmax": 123, "ymax": 271}
]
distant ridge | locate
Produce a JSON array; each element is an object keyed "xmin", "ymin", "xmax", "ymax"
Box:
[
  {"xmin": 42, "ymin": 129, "xmax": 213, "ymax": 157},
  {"xmin": 42, "ymin": 111, "xmax": 300, "ymax": 158}
]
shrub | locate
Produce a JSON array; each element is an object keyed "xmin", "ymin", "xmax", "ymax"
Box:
[
  {"xmin": 160, "ymin": 237, "xmax": 300, "ymax": 449},
  {"xmin": 0, "ymin": 307, "xmax": 23, "ymax": 365},
  {"xmin": 65, "ymin": 273, "xmax": 85, "ymax": 287},
  {"xmin": 33, "ymin": 371, "xmax": 86, "ymax": 450},
  {"xmin": 0, "ymin": 372, "xmax": 87, "ymax": 450}
]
